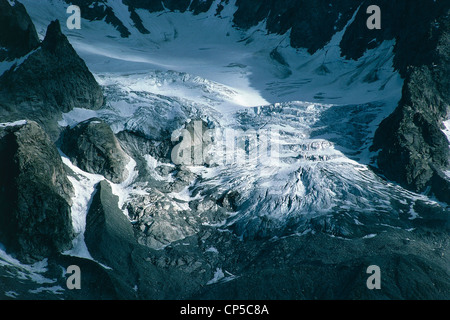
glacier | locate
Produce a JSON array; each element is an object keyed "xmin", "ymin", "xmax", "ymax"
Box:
[{"xmin": 19, "ymin": 0, "xmax": 448, "ymax": 247}]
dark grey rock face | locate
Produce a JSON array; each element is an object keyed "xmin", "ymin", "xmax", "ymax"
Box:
[
  {"xmin": 0, "ymin": 121, "xmax": 74, "ymax": 261},
  {"xmin": 116, "ymin": 128, "xmax": 223, "ymax": 250},
  {"xmin": 340, "ymin": 0, "xmax": 449, "ymax": 74},
  {"xmin": 61, "ymin": 118, "xmax": 130, "ymax": 183},
  {"xmin": 160, "ymin": 0, "xmax": 191, "ymax": 12},
  {"xmin": 123, "ymin": 0, "xmax": 214, "ymax": 15},
  {"xmin": 85, "ymin": 180, "xmax": 136, "ymax": 273},
  {"xmin": 55, "ymin": 255, "xmax": 125, "ymax": 300},
  {"xmin": 128, "ymin": 6, "xmax": 150, "ymax": 34},
  {"xmin": 230, "ymin": 0, "xmax": 450, "ymax": 64},
  {"xmin": 120, "ymin": 0, "xmax": 357, "ymax": 52},
  {"xmin": 116, "ymin": 130, "xmax": 173, "ymax": 182},
  {"xmin": 194, "ymin": 227, "xmax": 450, "ymax": 300},
  {"xmin": 371, "ymin": 10, "xmax": 450, "ymax": 201},
  {"xmin": 127, "ymin": 188, "xmax": 199, "ymax": 249},
  {"xmin": 82, "ymin": 180, "xmax": 216, "ymax": 299},
  {"xmin": 233, "ymin": 0, "xmax": 358, "ymax": 54},
  {"xmin": 0, "ymin": 2, "xmax": 105, "ymax": 263},
  {"xmin": 67, "ymin": 0, "xmax": 216, "ymax": 37},
  {"xmin": 0, "ymin": 0, "xmax": 39, "ymax": 61},
  {"xmin": 0, "ymin": 19, "xmax": 104, "ymax": 139},
  {"xmin": 122, "ymin": 0, "xmax": 165, "ymax": 13},
  {"xmin": 189, "ymin": 0, "xmax": 215, "ymax": 15},
  {"xmin": 0, "ymin": 19, "xmax": 103, "ymax": 112}
]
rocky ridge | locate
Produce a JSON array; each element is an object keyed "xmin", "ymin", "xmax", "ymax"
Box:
[
  {"xmin": 0, "ymin": 121, "xmax": 74, "ymax": 262},
  {"xmin": 0, "ymin": 0, "xmax": 39, "ymax": 62},
  {"xmin": 0, "ymin": 4, "xmax": 103, "ymax": 138}
]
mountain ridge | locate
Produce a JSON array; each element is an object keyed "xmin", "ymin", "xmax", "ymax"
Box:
[{"xmin": 0, "ymin": 1, "xmax": 104, "ymax": 139}]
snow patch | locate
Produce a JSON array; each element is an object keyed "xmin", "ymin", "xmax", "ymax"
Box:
[
  {"xmin": 110, "ymin": 157, "xmax": 138, "ymax": 216},
  {"xmin": 0, "ymin": 246, "xmax": 57, "ymax": 286},
  {"xmin": 442, "ymin": 119, "xmax": 450, "ymax": 145},
  {"xmin": 0, "ymin": 120, "xmax": 27, "ymax": 128},
  {"xmin": 207, "ymin": 268, "xmax": 237, "ymax": 285},
  {"xmin": 205, "ymin": 247, "xmax": 219, "ymax": 254},
  {"xmin": 408, "ymin": 204, "xmax": 420, "ymax": 220},
  {"xmin": 60, "ymin": 150, "xmax": 103, "ymax": 260},
  {"xmin": 28, "ymin": 286, "xmax": 64, "ymax": 295},
  {"xmin": 4, "ymin": 291, "xmax": 19, "ymax": 298}
]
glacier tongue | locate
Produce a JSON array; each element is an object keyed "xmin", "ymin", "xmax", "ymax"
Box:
[
  {"xmin": 58, "ymin": 66, "xmax": 445, "ymax": 247},
  {"xmin": 52, "ymin": 54, "xmax": 443, "ymax": 247},
  {"xmin": 186, "ymin": 101, "xmax": 444, "ymax": 240}
]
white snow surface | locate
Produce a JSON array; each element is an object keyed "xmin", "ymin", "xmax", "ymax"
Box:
[
  {"xmin": 22, "ymin": 0, "xmax": 402, "ymax": 107},
  {"xmin": 0, "ymin": 120, "xmax": 27, "ymax": 128},
  {"xmin": 207, "ymin": 267, "xmax": 237, "ymax": 285}
]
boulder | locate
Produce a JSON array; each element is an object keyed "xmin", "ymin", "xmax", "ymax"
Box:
[{"xmin": 61, "ymin": 118, "xmax": 131, "ymax": 183}]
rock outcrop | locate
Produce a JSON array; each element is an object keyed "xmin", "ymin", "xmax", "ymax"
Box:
[
  {"xmin": 83, "ymin": 180, "xmax": 216, "ymax": 299},
  {"xmin": 371, "ymin": 7, "xmax": 450, "ymax": 201},
  {"xmin": 0, "ymin": 14, "xmax": 104, "ymax": 139},
  {"xmin": 0, "ymin": 19, "xmax": 104, "ymax": 111},
  {"xmin": 233, "ymin": 0, "xmax": 358, "ymax": 53},
  {"xmin": 339, "ymin": 0, "xmax": 449, "ymax": 73},
  {"xmin": 65, "ymin": 0, "xmax": 217, "ymax": 37},
  {"xmin": 194, "ymin": 227, "xmax": 450, "ymax": 300},
  {"xmin": 84, "ymin": 180, "xmax": 137, "ymax": 273},
  {"xmin": 0, "ymin": 121, "xmax": 74, "ymax": 261},
  {"xmin": 0, "ymin": 1, "xmax": 107, "ymax": 262},
  {"xmin": 61, "ymin": 118, "xmax": 131, "ymax": 183},
  {"xmin": 0, "ymin": 0, "xmax": 39, "ymax": 62},
  {"xmin": 122, "ymin": 0, "xmax": 214, "ymax": 16}
]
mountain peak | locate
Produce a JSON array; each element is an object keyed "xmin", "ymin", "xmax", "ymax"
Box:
[
  {"xmin": 41, "ymin": 19, "xmax": 67, "ymax": 53},
  {"xmin": 0, "ymin": 15, "xmax": 104, "ymax": 139},
  {"xmin": 0, "ymin": 0, "xmax": 39, "ymax": 61}
]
